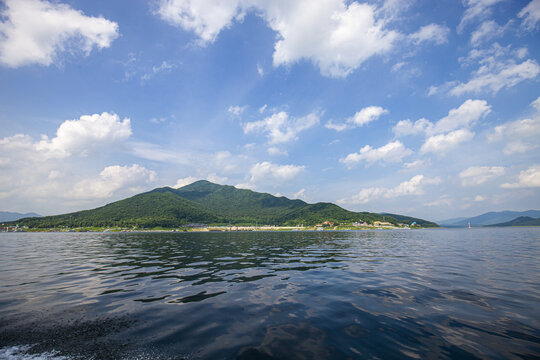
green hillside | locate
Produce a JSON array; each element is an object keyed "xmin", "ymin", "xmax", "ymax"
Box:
[
  {"xmin": 487, "ymin": 216, "xmax": 540, "ymax": 227},
  {"xmin": 173, "ymin": 181, "xmax": 306, "ymax": 221},
  {"xmin": 17, "ymin": 189, "xmax": 219, "ymax": 228},
  {"xmin": 12, "ymin": 180, "xmax": 438, "ymax": 229},
  {"xmin": 279, "ymin": 203, "xmax": 397, "ymax": 226}
]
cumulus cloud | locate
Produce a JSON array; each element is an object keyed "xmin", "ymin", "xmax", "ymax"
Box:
[
  {"xmin": 326, "ymin": 106, "xmax": 388, "ymax": 131},
  {"xmin": 0, "ymin": 0, "xmax": 119, "ymax": 67},
  {"xmin": 338, "ymin": 175, "xmax": 441, "ymax": 204},
  {"xmin": 0, "ymin": 112, "xmax": 131, "ymax": 161},
  {"xmin": 156, "ymin": 0, "xmax": 403, "ymax": 77},
  {"xmin": 249, "ymin": 161, "xmax": 305, "ymax": 184},
  {"xmin": 459, "ymin": 166, "xmax": 505, "ymax": 186},
  {"xmin": 488, "ymin": 96, "xmax": 540, "ymax": 154},
  {"xmin": 0, "ymin": 112, "xmax": 142, "ymax": 213},
  {"xmin": 501, "ymin": 165, "xmax": 540, "ymax": 188},
  {"xmin": 519, "ymin": 0, "xmax": 540, "ymax": 30},
  {"xmin": 36, "ymin": 112, "xmax": 131, "ymax": 158},
  {"xmin": 172, "ymin": 176, "xmax": 198, "ymax": 189},
  {"xmin": 243, "ymin": 111, "xmax": 320, "ymax": 144},
  {"xmin": 70, "ymin": 164, "xmax": 156, "ymax": 199},
  {"xmin": 409, "ymin": 23, "xmax": 450, "ymax": 45},
  {"xmin": 420, "ymin": 129, "xmax": 475, "ymax": 154},
  {"xmin": 340, "ymin": 141, "xmax": 413, "ymax": 168},
  {"xmin": 392, "ymin": 118, "xmax": 431, "ymax": 137}
]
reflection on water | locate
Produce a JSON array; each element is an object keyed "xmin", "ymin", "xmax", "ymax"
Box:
[{"xmin": 0, "ymin": 229, "xmax": 539, "ymax": 359}]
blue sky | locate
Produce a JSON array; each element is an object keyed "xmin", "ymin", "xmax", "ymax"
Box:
[{"xmin": 0, "ymin": 0, "xmax": 539, "ymax": 221}]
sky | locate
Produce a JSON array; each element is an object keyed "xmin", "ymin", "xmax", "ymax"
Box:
[{"xmin": 0, "ymin": 0, "xmax": 539, "ymax": 221}]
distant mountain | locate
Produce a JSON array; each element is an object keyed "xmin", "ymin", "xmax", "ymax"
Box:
[
  {"xmin": 11, "ymin": 180, "xmax": 437, "ymax": 229},
  {"xmin": 382, "ymin": 213, "xmax": 439, "ymax": 228},
  {"xmin": 439, "ymin": 210, "xmax": 540, "ymax": 227},
  {"xmin": 0, "ymin": 211, "xmax": 41, "ymax": 223},
  {"xmin": 488, "ymin": 216, "xmax": 540, "ymax": 227}
]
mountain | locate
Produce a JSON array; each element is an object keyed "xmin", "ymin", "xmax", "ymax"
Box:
[
  {"xmin": 0, "ymin": 211, "xmax": 41, "ymax": 223},
  {"xmin": 381, "ymin": 213, "xmax": 439, "ymax": 228},
  {"xmin": 438, "ymin": 210, "xmax": 540, "ymax": 227},
  {"xmin": 11, "ymin": 180, "xmax": 438, "ymax": 228},
  {"xmin": 487, "ymin": 216, "xmax": 540, "ymax": 227}
]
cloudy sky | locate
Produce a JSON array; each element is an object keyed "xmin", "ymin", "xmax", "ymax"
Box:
[{"xmin": 1, "ymin": 0, "xmax": 539, "ymax": 221}]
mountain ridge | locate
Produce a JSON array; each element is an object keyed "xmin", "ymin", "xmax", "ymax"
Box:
[
  {"xmin": 11, "ymin": 180, "xmax": 438, "ymax": 228},
  {"xmin": 438, "ymin": 210, "xmax": 540, "ymax": 227},
  {"xmin": 487, "ymin": 216, "xmax": 540, "ymax": 227},
  {"xmin": 0, "ymin": 211, "xmax": 41, "ymax": 223}
]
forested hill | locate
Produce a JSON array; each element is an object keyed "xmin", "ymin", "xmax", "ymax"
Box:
[{"xmin": 12, "ymin": 180, "xmax": 438, "ymax": 228}]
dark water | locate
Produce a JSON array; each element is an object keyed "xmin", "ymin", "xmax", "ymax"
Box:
[{"xmin": 0, "ymin": 229, "xmax": 539, "ymax": 359}]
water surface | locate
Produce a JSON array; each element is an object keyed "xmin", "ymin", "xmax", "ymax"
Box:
[{"xmin": 1, "ymin": 229, "xmax": 539, "ymax": 359}]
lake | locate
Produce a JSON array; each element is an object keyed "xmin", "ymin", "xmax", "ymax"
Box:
[{"xmin": 0, "ymin": 229, "xmax": 539, "ymax": 359}]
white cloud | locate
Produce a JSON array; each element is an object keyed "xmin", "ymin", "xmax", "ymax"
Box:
[
  {"xmin": 420, "ymin": 129, "xmax": 475, "ymax": 154},
  {"xmin": 403, "ymin": 159, "xmax": 429, "ymax": 170},
  {"xmin": 156, "ymin": 0, "xmax": 400, "ymax": 77},
  {"xmin": 488, "ymin": 97, "xmax": 540, "ymax": 154},
  {"xmin": 36, "ymin": 112, "xmax": 132, "ymax": 158},
  {"xmin": 431, "ymin": 99, "xmax": 490, "ymax": 134},
  {"xmin": 432, "ymin": 43, "xmax": 540, "ymax": 96},
  {"xmin": 172, "ymin": 176, "xmax": 198, "ymax": 189},
  {"xmin": 394, "ymin": 99, "xmax": 490, "ymax": 138},
  {"xmin": 249, "ymin": 161, "xmax": 305, "ymax": 184},
  {"xmin": 267, "ymin": 147, "xmax": 288, "ymax": 156},
  {"xmin": 338, "ymin": 174, "xmax": 441, "ymax": 204},
  {"xmin": 258, "ymin": 104, "xmax": 267, "ymax": 114},
  {"xmin": 533, "ymin": 96, "xmax": 540, "ymax": 111},
  {"xmin": 450, "ymin": 59, "xmax": 540, "ymax": 96},
  {"xmin": 340, "ymin": 140, "xmax": 413, "ymax": 168},
  {"xmin": 459, "ymin": 166, "xmax": 505, "ymax": 186},
  {"xmin": 501, "ymin": 165, "xmax": 540, "ymax": 188},
  {"xmin": 70, "ymin": 164, "xmax": 156, "ymax": 200},
  {"xmin": 243, "ymin": 111, "xmax": 320, "ymax": 144},
  {"xmin": 228, "ymin": 105, "xmax": 247, "ymax": 116},
  {"xmin": 257, "ymin": 63, "xmax": 264, "ymax": 76},
  {"xmin": 0, "ymin": 0, "xmax": 119, "ymax": 67},
  {"xmin": 470, "ymin": 20, "xmax": 505, "ymax": 46},
  {"xmin": 207, "ymin": 173, "xmax": 228, "ymax": 184},
  {"xmin": 392, "ymin": 118, "xmax": 431, "ymax": 137},
  {"xmin": 155, "ymin": 0, "xmax": 242, "ymax": 44},
  {"xmin": 325, "ymin": 121, "xmax": 350, "ymax": 132},
  {"xmin": 259, "ymin": 1, "xmax": 400, "ymax": 78},
  {"xmin": 326, "ymin": 106, "xmax": 387, "ymax": 131},
  {"xmin": 409, "ymin": 23, "xmax": 450, "ymax": 45},
  {"xmin": 0, "ymin": 112, "xmax": 131, "ymax": 160},
  {"xmin": 349, "ymin": 106, "xmax": 388, "ymax": 126},
  {"xmin": 235, "ymin": 182, "xmax": 256, "ymax": 190},
  {"xmin": 458, "ymin": 0, "xmax": 504, "ymax": 33},
  {"xmin": 519, "ymin": 0, "xmax": 540, "ymax": 30},
  {"xmin": 474, "ymin": 195, "xmax": 486, "ymax": 202}
]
